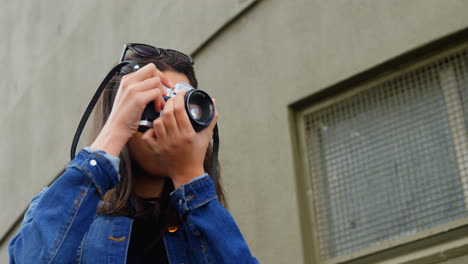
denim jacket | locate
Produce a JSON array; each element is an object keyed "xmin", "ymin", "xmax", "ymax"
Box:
[{"xmin": 9, "ymin": 148, "xmax": 258, "ymax": 263}]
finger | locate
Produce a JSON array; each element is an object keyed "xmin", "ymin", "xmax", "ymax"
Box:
[
  {"xmin": 126, "ymin": 63, "xmax": 158, "ymax": 84},
  {"xmin": 153, "ymin": 117, "xmax": 167, "ymax": 141},
  {"xmin": 121, "ymin": 72, "xmax": 136, "ymax": 82},
  {"xmin": 158, "ymin": 71, "xmax": 174, "ymax": 88},
  {"xmin": 132, "ymin": 76, "xmax": 163, "ymax": 92},
  {"xmin": 139, "ymin": 89, "xmax": 164, "ymax": 112},
  {"xmin": 130, "ymin": 63, "xmax": 172, "ymax": 88},
  {"xmin": 208, "ymin": 109, "xmax": 219, "ymax": 131},
  {"xmin": 141, "ymin": 128, "xmax": 159, "ymax": 150},
  {"xmin": 173, "ymin": 89, "xmax": 193, "ymax": 133},
  {"xmin": 118, "ymin": 72, "xmax": 137, "ymax": 93},
  {"xmin": 131, "ymin": 76, "xmax": 168, "ymax": 98},
  {"xmin": 161, "ymin": 98, "xmax": 180, "ymax": 136},
  {"xmin": 208, "ymin": 98, "xmax": 218, "ymax": 130},
  {"xmin": 131, "ymin": 76, "xmax": 168, "ymax": 111},
  {"xmin": 199, "ymin": 109, "xmax": 219, "ymax": 137},
  {"xmin": 212, "ymin": 98, "xmax": 217, "ymax": 113},
  {"xmin": 130, "ymin": 70, "xmax": 171, "ymax": 98}
]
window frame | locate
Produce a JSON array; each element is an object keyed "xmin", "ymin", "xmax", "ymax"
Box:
[{"xmin": 290, "ymin": 40, "xmax": 468, "ymax": 264}]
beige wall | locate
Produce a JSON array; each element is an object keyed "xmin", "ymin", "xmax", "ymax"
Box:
[
  {"xmin": 0, "ymin": 0, "xmax": 258, "ymax": 261},
  {"xmin": 0, "ymin": 0, "xmax": 255, "ymax": 243},
  {"xmin": 2, "ymin": 0, "xmax": 468, "ymax": 263}
]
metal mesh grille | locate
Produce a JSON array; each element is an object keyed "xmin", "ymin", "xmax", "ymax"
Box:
[{"xmin": 303, "ymin": 49, "xmax": 468, "ymax": 260}]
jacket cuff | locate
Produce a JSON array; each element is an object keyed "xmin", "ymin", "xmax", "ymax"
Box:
[
  {"xmin": 83, "ymin": 147, "xmax": 120, "ymax": 173},
  {"xmin": 67, "ymin": 148, "xmax": 120, "ymax": 197},
  {"xmin": 170, "ymin": 174, "xmax": 217, "ymax": 216}
]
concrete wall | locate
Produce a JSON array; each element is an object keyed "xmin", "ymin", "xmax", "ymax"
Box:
[
  {"xmin": 194, "ymin": 0, "xmax": 468, "ymax": 263},
  {"xmin": 0, "ymin": 0, "xmax": 257, "ymax": 235},
  {"xmin": 0, "ymin": 0, "xmax": 258, "ymax": 260},
  {"xmin": 2, "ymin": 0, "xmax": 468, "ymax": 263}
]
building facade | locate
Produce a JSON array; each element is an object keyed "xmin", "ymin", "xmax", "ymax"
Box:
[{"xmin": 2, "ymin": 0, "xmax": 468, "ymax": 263}]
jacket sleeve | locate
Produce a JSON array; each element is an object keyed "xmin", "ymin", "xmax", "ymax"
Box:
[
  {"xmin": 8, "ymin": 149, "xmax": 120, "ymax": 264},
  {"xmin": 169, "ymin": 174, "xmax": 259, "ymax": 264}
]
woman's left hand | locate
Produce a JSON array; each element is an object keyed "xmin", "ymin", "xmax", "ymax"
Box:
[{"xmin": 141, "ymin": 89, "xmax": 218, "ymax": 189}]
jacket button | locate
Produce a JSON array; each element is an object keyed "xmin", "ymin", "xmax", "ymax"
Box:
[
  {"xmin": 90, "ymin": 159, "xmax": 97, "ymax": 166},
  {"xmin": 168, "ymin": 226, "xmax": 178, "ymax": 233}
]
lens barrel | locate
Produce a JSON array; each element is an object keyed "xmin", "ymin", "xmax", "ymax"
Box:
[{"xmin": 185, "ymin": 89, "xmax": 215, "ymax": 132}]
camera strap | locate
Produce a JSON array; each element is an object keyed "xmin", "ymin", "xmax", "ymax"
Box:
[
  {"xmin": 70, "ymin": 61, "xmax": 134, "ymax": 161},
  {"xmin": 70, "ymin": 61, "xmax": 220, "ymax": 186},
  {"xmin": 211, "ymin": 124, "xmax": 219, "ymax": 187}
]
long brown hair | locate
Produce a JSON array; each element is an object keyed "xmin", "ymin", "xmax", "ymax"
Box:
[{"xmin": 89, "ymin": 51, "xmax": 227, "ymax": 226}]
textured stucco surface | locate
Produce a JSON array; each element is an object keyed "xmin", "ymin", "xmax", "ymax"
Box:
[
  {"xmin": 194, "ymin": 0, "xmax": 468, "ymax": 263},
  {"xmin": 0, "ymin": 0, "xmax": 254, "ymax": 239},
  {"xmin": 3, "ymin": 0, "xmax": 468, "ymax": 263},
  {"xmin": 442, "ymin": 255, "xmax": 468, "ymax": 264}
]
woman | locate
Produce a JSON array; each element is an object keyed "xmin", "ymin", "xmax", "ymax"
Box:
[{"xmin": 9, "ymin": 43, "xmax": 258, "ymax": 263}]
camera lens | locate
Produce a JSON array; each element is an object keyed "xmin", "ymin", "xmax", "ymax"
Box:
[
  {"xmin": 186, "ymin": 90, "xmax": 214, "ymax": 130},
  {"xmin": 189, "ymin": 104, "xmax": 202, "ymax": 121}
]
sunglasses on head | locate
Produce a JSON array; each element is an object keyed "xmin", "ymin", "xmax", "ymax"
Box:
[{"xmin": 119, "ymin": 43, "xmax": 194, "ymax": 65}]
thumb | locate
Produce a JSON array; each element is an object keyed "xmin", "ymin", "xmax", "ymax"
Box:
[
  {"xmin": 141, "ymin": 128, "xmax": 159, "ymax": 150},
  {"xmin": 199, "ymin": 110, "xmax": 218, "ymax": 138}
]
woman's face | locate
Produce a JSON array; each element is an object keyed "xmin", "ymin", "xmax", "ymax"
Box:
[{"xmin": 127, "ymin": 70, "xmax": 191, "ymax": 177}]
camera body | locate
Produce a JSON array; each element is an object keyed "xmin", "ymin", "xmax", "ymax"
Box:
[{"xmin": 138, "ymin": 81, "xmax": 215, "ymax": 133}]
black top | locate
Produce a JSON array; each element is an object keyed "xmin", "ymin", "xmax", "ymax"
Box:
[{"xmin": 126, "ymin": 198, "xmax": 169, "ymax": 264}]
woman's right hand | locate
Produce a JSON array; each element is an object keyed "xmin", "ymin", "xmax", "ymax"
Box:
[{"xmin": 90, "ymin": 63, "xmax": 173, "ymax": 157}]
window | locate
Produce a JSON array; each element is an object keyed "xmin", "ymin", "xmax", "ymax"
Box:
[{"xmin": 295, "ymin": 46, "xmax": 468, "ymax": 263}]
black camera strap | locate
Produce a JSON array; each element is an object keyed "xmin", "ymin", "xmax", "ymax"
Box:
[
  {"xmin": 70, "ymin": 61, "xmax": 134, "ymax": 161},
  {"xmin": 211, "ymin": 124, "xmax": 219, "ymax": 187},
  {"xmin": 70, "ymin": 61, "xmax": 220, "ymax": 186}
]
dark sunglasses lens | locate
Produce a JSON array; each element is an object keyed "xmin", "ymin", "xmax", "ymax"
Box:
[
  {"xmin": 132, "ymin": 45, "xmax": 161, "ymax": 56},
  {"xmin": 166, "ymin": 50, "xmax": 193, "ymax": 64}
]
